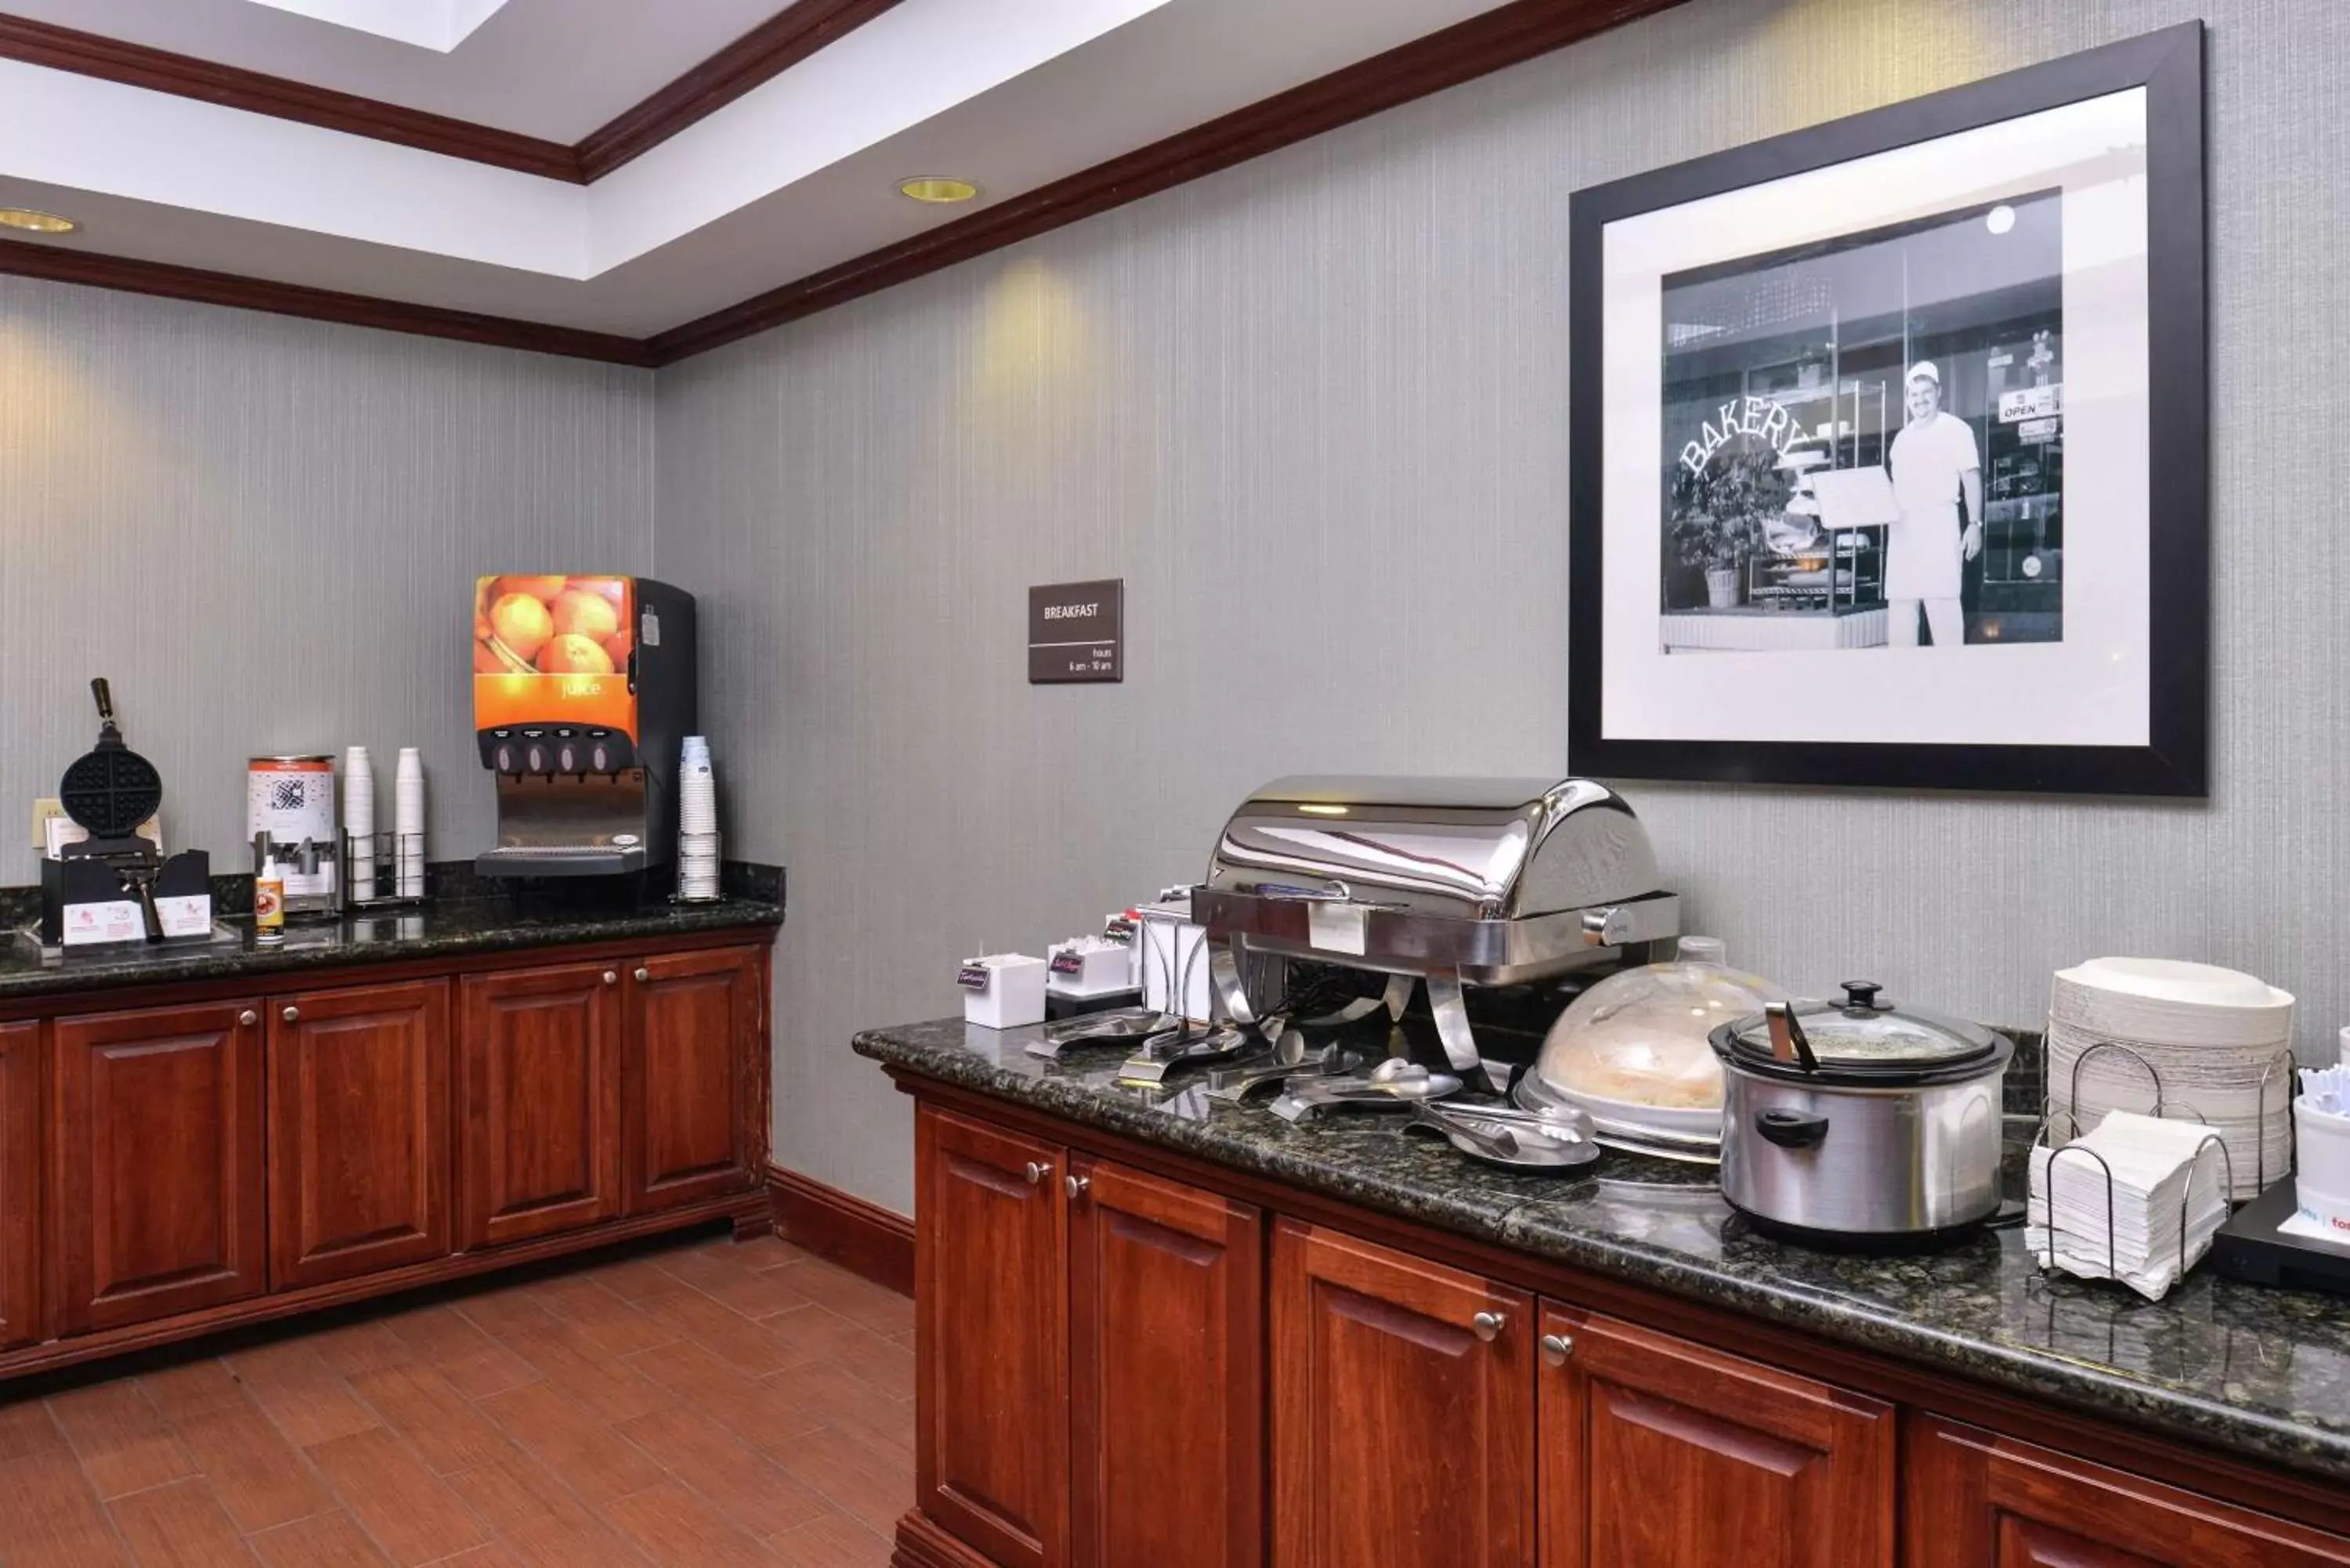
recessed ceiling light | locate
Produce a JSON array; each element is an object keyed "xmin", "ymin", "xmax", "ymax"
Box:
[
  {"xmin": 898, "ymin": 178, "xmax": 980, "ymax": 205},
  {"xmin": 0, "ymin": 208, "xmax": 78, "ymax": 235}
]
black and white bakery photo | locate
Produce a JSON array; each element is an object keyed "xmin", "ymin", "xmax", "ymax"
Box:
[{"xmin": 1656, "ymin": 192, "xmax": 2065, "ymax": 654}]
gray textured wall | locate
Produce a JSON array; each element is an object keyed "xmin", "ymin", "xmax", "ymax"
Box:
[
  {"xmin": 0, "ymin": 276, "xmax": 656, "ymax": 885},
  {"xmin": 646, "ymin": 0, "xmax": 2341, "ymax": 1214}
]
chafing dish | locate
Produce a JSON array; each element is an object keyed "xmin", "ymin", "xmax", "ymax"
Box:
[{"xmin": 1191, "ymin": 775, "xmax": 1679, "ymax": 1089}]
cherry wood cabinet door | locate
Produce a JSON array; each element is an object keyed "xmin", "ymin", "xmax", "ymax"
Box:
[
  {"xmin": 623, "ymin": 947, "xmax": 759, "ymax": 1214},
  {"xmin": 1271, "ymin": 1220, "xmax": 1534, "ymax": 1568},
  {"xmin": 916, "ymin": 1106, "xmax": 1068, "ymax": 1568},
  {"xmin": 1068, "ymin": 1158, "xmax": 1262, "ymax": 1568},
  {"xmin": 457, "ymin": 963, "xmax": 622, "ymax": 1248},
  {"xmin": 53, "ymin": 1002, "xmax": 266, "ymax": 1335},
  {"xmin": 0, "ymin": 1021, "xmax": 39, "ymax": 1349},
  {"xmin": 1538, "ymin": 1305, "xmax": 1894, "ymax": 1568},
  {"xmin": 267, "ymin": 980, "xmax": 452, "ymax": 1290},
  {"xmin": 1905, "ymin": 1415, "xmax": 2350, "ymax": 1567}
]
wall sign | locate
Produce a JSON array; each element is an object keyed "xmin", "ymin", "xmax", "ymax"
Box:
[{"xmin": 1028, "ymin": 579, "xmax": 1123, "ymax": 684}]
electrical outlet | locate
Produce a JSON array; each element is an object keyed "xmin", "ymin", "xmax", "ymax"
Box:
[{"xmin": 30, "ymin": 797, "xmax": 64, "ymax": 850}]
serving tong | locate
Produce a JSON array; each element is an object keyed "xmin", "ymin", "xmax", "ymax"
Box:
[
  {"xmin": 1268, "ymin": 1059, "xmax": 1462, "ymax": 1123},
  {"xmin": 1204, "ymin": 1041, "xmax": 1361, "ymax": 1102},
  {"xmin": 1405, "ymin": 1101, "xmax": 1600, "ymax": 1169}
]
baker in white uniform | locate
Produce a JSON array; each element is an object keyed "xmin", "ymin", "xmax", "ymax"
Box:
[{"xmin": 1883, "ymin": 360, "xmax": 1983, "ymax": 648}]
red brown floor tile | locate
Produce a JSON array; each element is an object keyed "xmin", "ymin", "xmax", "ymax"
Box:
[
  {"xmin": 247, "ymin": 1511, "xmax": 393, "ymax": 1568},
  {"xmin": 49, "ymin": 1378, "xmax": 197, "ymax": 1500},
  {"xmin": 104, "ymin": 1476, "xmax": 259, "ymax": 1567},
  {"xmin": 611, "ymin": 1404, "xmax": 837, "ymax": 1539},
  {"xmin": 168, "ymin": 1403, "xmax": 338, "ymax": 1535},
  {"xmin": 224, "ymin": 1340, "xmax": 383, "ymax": 1450},
  {"xmin": 302, "ymin": 1426, "xmax": 492, "ymax": 1566},
  {"xmin": 763, "ymin": 1511, "xmax": 894, "ymax": 1568},
  {"xmin": 5, "ymin": 1233, "xmax": 913, "ymax": 1568},
  {"xmin": 345, "ymin": 1362, "xmax": 515, "ymax": 1477},
  {"xmin": 0, "ymin": 1445, "xmax": 133, "ymax": 1567}
]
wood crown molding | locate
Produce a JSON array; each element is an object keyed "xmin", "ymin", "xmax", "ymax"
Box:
[
  {"xmin": 573, "ymin": 0, "xmax": 908, "ymax": 180},
  {"xmin": 766, "ymin": 1164, "xmax": 913, "ymax": 1297},
  {"xmin": 645, "ymin": 0, "xmax": 1693, "ymax": 363},
  {"xmin": 0, "ymin": 0, "xmax": 1689, "ymax": 367},
  {"xmin": 0, "ymin": 0, "xmax": 909, "ymax": 185},
  {"xmin": 0, "ymin": 14, "xmax": 581, "ymax": 179}
]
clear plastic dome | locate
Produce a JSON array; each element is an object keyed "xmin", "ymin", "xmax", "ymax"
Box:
[{"xmin": 1526, "ymin": 943, "xmax": 1786, "ymax": 1117}]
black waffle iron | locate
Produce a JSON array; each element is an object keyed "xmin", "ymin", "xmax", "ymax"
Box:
[{"xmin": 39, "ymin": 679, "xmax": 207, "ymax": 945}]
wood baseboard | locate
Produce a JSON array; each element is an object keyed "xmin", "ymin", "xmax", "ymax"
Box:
[
  {"xmin": 0, "ymin": 1187, "xmax": 767, "ymax": 1385},
  {"xmin": 891, "ymin": 1512, "xmax": 996, "ymax": 1568},
  {"xmin": 766, "ymin": 1164, "xmax": 913, "ymax": 1297}
]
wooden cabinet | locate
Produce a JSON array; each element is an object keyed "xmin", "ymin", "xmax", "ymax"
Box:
[
  {"xmin": 1538, "ymin": 1306, "xmax": 1894, "ymax": 1568},
  {"xmin": 1905, "ymin": 1416, "xmax": 2350, "ymax": 1567},
  {"xmin": 52, "ymin": 1002, "xmax": 266, "ymax": 1335},
  {"xmin": 0, "ymin": 1021, "xmax": 39, "ymax": 1349},
  {"xmin": 1271, "ymin": 1220, "xmax": 1534, "ymax": 1568},
  {"xmin": 457, "ymin": 961, "xmax": 624, "ymax": 1249},
  {"xmin": 624, "ymin": 946, "xmax": 759, "ymax": 1214},
  {"xmin": 267, "ymin": 980, "xmax": 452, "ymax": 1289},
  {"xmin": 916, "ymin": 1107, "xmax": 1068, "ymax": 1568},
  {"xmin": 897, "ymin": 1094, "xmax": 2350, "ymax": 1568},
  {"xmin": 1068, "ymin": 1158, "xmax": 1260, "ymax": 1568}
]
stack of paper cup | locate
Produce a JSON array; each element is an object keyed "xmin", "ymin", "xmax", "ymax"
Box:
[
  {"xmin": 345, "ymin": 746, "xmax": 376, "ymax": 901},
  {"xmin": 395, "ymin": 748, "xmax": 426, "ymax": 898},
  {"xmin": 678, "ymin": 736, "xmax": 719, "ymax": 901}
]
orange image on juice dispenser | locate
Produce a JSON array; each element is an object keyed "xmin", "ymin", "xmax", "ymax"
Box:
[{"xmin": 472, "ymin": 574, "xmax": 639, "ymax": 739}]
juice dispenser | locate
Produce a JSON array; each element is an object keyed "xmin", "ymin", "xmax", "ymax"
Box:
[{"xmin": 472, "ymin": 573, "xmax": 697, "ymax": 878}]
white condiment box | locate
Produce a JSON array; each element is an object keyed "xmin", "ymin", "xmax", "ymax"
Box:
[
  {"xmin": 1046, "ymin": 937, "xmax": 1138, "ymax": 999},
  {"xmin": 959, "ymin": 953, "xmax": 1048, "ymax": 1029}
]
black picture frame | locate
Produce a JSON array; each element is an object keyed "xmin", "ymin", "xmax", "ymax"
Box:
[{"xmin": 1566, "ymin": 23, "xmax": 2207, "ymax": 797}]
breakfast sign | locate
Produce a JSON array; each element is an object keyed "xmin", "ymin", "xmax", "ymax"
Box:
[{"xmin": 1028, "ymin": 579, "xmax": 1123, "ymax": 684}]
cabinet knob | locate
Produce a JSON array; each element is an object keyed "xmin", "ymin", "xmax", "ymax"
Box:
[
  {"xmin": 1024, "ymin": 1161, "xmax": 1050, "ymax": 1187},
  {"xmin": 1471, "ymin": 1310, "xmax": 1506, "ymax": 1343},
  {"xmin": 280, "ymin": 1006, "xmax": 299, "ymax": 1024},
  {"xmin": 602, "ymin": 970, "xmax": 618, "ymax": 985},
  {"xmin": 1064, "ymin": 1173, "xmax": 1090, "ymax": 1201},
  {"xmin": 238, "ymin": 1010, "xmax": 258, "ymax": 1027},
  {"xmin": 634, "ymin": 967, "xmax": 651, "ymax": 983},
  {"xmin": 1542, "ymin": 1332, "xmax": 1574, "ymax": 1367}
]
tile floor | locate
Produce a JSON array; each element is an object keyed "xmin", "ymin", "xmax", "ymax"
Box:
[{"xmin": 0, "ymin": 1231, "xmax": 916, "ymax": 1567}]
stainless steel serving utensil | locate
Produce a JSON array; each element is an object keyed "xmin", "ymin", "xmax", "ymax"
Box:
[
  {"xmin": 1025, "ymin": 1007, "xmax": 1166, "ymax": 1059},
  {"xmin": 1117, "ymin": 1024, "xmax": 1253, "ymax": 1086},
  {"xmin": 1405, "ymin": 1102, "xmax": 1602, "ymax": 1169},
  {"xmin": 1205, "ymin": 1045, "xmax": 1360, "ymax": 1102},
  {"xmin": 1267, "ymin": 1064, "xmax": 1463, "ymax": 1123}
]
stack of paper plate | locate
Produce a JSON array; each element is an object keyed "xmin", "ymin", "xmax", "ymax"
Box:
[{"xmin": 2046, "ymin": 958, "xmax": 2296, "ymax": 1201}]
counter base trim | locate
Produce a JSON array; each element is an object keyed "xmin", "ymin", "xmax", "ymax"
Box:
[{"xmin": 766, "ymin": 1162, "xmax": 914, "ymax": 1296}]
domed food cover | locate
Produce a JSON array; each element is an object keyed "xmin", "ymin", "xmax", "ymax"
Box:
[{"xmin": 1517, "ymin": 939, "xmax": 1787, "ymax": 1142}]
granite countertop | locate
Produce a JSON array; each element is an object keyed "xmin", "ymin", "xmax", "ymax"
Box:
[
  {"xmin": 0, "ymin": 863, "xmax": 783, "ymax": 1003},
  {"xmin": 855, "ymin": 1014, "xmax": 2350, "ymax": 1484}
]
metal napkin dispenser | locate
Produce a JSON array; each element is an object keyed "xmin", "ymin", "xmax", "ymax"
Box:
[{"xmin": 1191, "ymin": 776, "xmax": 1679, "ymax": 1087}]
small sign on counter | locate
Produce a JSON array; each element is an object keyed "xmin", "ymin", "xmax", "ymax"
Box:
[{"xmin": 1028, "ymin": 579, "xmax": 1123, "ymax": 684}]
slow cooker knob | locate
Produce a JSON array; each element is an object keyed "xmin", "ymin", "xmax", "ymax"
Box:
[{"xmin": 1839, "ymin": 980, "xmax": 1888, "ymax": 1011}]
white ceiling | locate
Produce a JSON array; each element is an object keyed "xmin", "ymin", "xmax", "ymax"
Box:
[
  {"xmin": 0, "ymin": 0, "xmax": 793, "ymax": 139},
  {"xmin": 0, "ymin": 0, "xmax": 1520, "ymax": 341}
]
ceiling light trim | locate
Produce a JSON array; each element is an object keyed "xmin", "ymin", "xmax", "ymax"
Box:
[{"xmin": 230, "ymin": 0, "xmax": 515, "ymax": 53}]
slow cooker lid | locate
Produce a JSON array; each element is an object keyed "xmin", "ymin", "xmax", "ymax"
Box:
[{"xmin": 1719, "ymin": 981, "xmax": 2001, "ymax": 1078}]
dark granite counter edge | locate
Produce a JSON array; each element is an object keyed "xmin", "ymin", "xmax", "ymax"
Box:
[
  {"xmin": 0, "ymin": 900, "xmax": 782, "ymax": 1003},
  {"xmin": 854, "ymin": 1028, "xmax": 2348, "ymax": 1485}
]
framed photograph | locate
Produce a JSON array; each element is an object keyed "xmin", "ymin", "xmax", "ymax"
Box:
[{"xmin": 1567, "ymin": 23, "xmax": 2206, "ymax": 796}]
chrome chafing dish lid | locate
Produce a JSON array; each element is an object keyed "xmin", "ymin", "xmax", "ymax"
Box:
[{"xmin": 1192, "ymin": 775, "xmax": 1676, "ymax": 987}]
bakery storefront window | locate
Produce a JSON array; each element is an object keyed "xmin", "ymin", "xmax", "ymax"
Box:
[{"xmin": 1658, "ymin": 190, "xmax": 2065, "ymax": 652}]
